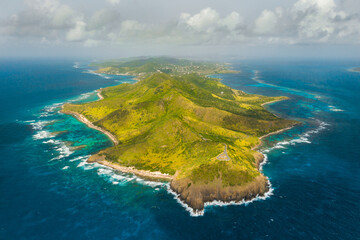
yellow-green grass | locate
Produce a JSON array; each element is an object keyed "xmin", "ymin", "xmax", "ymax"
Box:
[{"xmin": 63, "ymin": 72, "xmax": 296, "ymax": 189}]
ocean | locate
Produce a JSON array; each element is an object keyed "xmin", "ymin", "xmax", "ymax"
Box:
[{"xmin": 0, "ymin": 58, "xmax": 359, "ymax": 239}]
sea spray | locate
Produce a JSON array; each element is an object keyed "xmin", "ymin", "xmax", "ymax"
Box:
[
  {"xmin": 263, "ymin": 120, "xmax": 329, "ymax": 154},
  {"xmin": 83, "ymin": 70, "xmax": 111, "ymax": 79},
  {"xmin": 42, "ymin": 139, "xmax": 73, "ymax": 160},
  {"xmin": 167, "ymin": 119, "xmax": 330, "ymax": 216},
  {"xmin": 165, "ymin": 177, "xmax": 274, "ymax": 217}
]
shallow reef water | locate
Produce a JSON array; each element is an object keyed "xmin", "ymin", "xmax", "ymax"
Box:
[{"xmin": 1, "ymin": 59, "xmax": 360, "ymax": 239}]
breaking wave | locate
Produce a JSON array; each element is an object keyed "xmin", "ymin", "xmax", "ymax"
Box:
[
  {"xmin": 84, "ymin": 70, "xmax": 111, "ymax": 79},
  {"xmin": 68, "ymin": 91, "xmax": 96, "ymax": 103},
  {"xmin": 74, "ymin": 157, "xmax": 166, "ymax": 188},
  {"xmin": 263, "ymin": 120, "xmax": 329, "ymax": 154},
  {"xmin": 328, "ymin": 105, "xmax": 344, "ymax": 112},
  {"xmin": 30, "ymin": 120, "xmax": 52, "ymax": 131},
  {"xmin": 33, "ymin": 130, "xmax": 54, "ymax": 140},
  {"xmin": 73, "ymin": 62, "xmax": 80, "ymax": 69},
  {"xmin": 166, "ymin": 178, "xmax": 274, "ymax": 217},
  {"xmin": 42, "ymin": 139, "xmax": 73, "ymax": 160}
]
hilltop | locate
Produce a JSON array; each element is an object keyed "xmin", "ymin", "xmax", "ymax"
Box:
[{"xmin": 62, "ymin": 58, "xmax": 296, "ymax": 212}]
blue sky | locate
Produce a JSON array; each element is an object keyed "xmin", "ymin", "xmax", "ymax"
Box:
[{"xmin": 1, "ymin": 0, "xmax": 359, "ymax": 58}]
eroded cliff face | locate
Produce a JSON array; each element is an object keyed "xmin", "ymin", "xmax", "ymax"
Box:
[{"xmin": 170, "ymin": 175, "xmax": 269, "ymax": 211}]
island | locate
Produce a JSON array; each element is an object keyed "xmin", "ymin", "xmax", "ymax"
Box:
[
  {"xmin": 350, "ymin": 67, "xmax": 360, "ymax": 72},
  {"xmin": 61, "ymin": 57, "xmax": 297, "ymax": 212}
]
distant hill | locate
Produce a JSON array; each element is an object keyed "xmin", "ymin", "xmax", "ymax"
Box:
[
  {"xmin": 350, "ymin": 67, "xmax": 360, "ymax": 72},
  {"xmin": 91, "ymin": 56, "xmax": 238, "ymax": 78}
]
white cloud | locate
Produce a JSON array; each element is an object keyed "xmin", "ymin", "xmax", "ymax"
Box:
[
  {"xmin": 52, "ymin": 5, "xmax": 77, "ymax": 27},
  {"xmin": 254, "ymin": 10, "xmax": 278, "ymax": 34},
  {"xmin": 107, "ymin": 0, "xmax": 121, "ymax": 5},
  {"xmin": 66, "ymin": 19, "xmax": 87, "ymax": 41},
  {"xmin": 183, "ymin": 8, "xmax": 219, "ymax": 33},
  {"xmin": 220, "ymin": 12, "xmax": 243, "ymax": 31},
  {"xmin": 84, "ymin": 39, "xmax": 98, "ymax": 47},
  {"xmin": 252, "ymin": 0, "xmax": 360, "ymax": 44},
  {"xmin": 1, "ymin": 0, "xmax": 360, "ymax": 48}
]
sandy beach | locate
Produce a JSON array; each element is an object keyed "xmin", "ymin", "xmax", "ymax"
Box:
[
  {"xmin": 98, "ymin": 159, "xmax": 173, "ymax": 181},
  {"xmin": 96, "ymin": 89, "xmax": 104, "ymax": 100},
  {"xmin": 61, "ymin": 106, "xmax": 173, "ymax": 181},
  {"xmin": 60, "ymin": 108, "xmax": 118, "ymax": 145},
  {"xmin": 62, "ymin": 96, "xmax": 295, "ymax": 184}
]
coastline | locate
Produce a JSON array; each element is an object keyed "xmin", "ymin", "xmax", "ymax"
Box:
[
  {"xmin": 348, "ymin": 67, "xmax": 360, "ymax": 73},
  {"xmin": 60, "ymin": 108, "xmax": 119, "ymax": 145},
  {"xmin": 61, "ymin": 81, "xmax": 295, "ymax": 214},
  {"xmin": 60, "ymin": 106, "xmax": 173, "ymax": 181},
  {"xmin": 96, "ymin": 89, "xmax": 104, "ymax": 101},
  {"xmin": 93, "ymin": 158, "xmax": 173, "ymax": 181},
  {"xmin": 252, "ymin": 98, "xmax": 298, "ymax": 150},
  {"xmin": 251, "ymin": 98, "xmax": 300, "ymax": 169}
]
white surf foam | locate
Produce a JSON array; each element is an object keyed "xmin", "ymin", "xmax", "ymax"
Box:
[
  {"xmin": 168, "ymin": 120, "xmax": 330, "ymax": 217},
  {"xmin": 40, "ymin": 102, "xmax": 64, "ymax": 117},
  {"xmin": 30, "ymin": 120, "xmax": 52, "ymax": 130},
  {"xmin": 263, "ymin": 120, "xmax": 329, "ymax": 154},
  {"xmin": 73, "ymin": 62, "xmax": 80, "ymax": 69},
  {"xmin": 68, "ymin": 91, "xmax": 96, "ymax": 103},
  {"xmin": 23, "ymin": 120, "xmax": 36, "ymax": 123},
  {"xmin": 328, "ymin": 105, "xmax": 344, "ymax": 112},
  {"xmin": 33, "ymin": 130, "xmax": 54, "ymax": 140},
  {"xmin": 42, "ymin": 139, "xmax": 73, "ymax": 160},
  {"xmin": 84, "ymin": 70, "xmax": 111, "ymax": 79},
  {"xmin": 165, "ymin": 177, "xmax": 274, "ymax": 217},
  {"xmin": 69, "ymin": 155, "xmax": 90, "ymax": 162},
  {"xmin": 74, "ymin": 157, "xmax": 168, "ymax": 188}
]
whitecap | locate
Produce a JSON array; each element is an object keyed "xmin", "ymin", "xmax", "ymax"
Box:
[
  {"xmin": 262, "ymin": 120, "xmax": 329, "ymax": 154},
  {"xmin": 42, "ymin": 138, "xmax": 73, "ymax": 160},
  {"xmin": 30, "ymin": 120, "xmax": 51, "ymax": 130},
  {"xmin": 33, "ymin": 130, "xmax": 54, "ymax": 140},
  {"xmin": 73, "ymin": 62, "xmax": 80, "ymax": 69},
  {"xmin": 68, "ymin": 91, "xmax": 96, "ymax": 103},
  {"xmin": 76, "ymin": 160, "xmax": 98, "ymax": 171},
  {"xmin": 166, "ymin": 184, "xmax": 204, "ymax": 217},
  {"xmin": 329, "ymin": 105, "xmax": 344, "ymax": 112},
  {"xmin": 69, "ymin": 155, "xmax": 90, "ymax": 162},
  {"xmin": 23, "ymin": 120, "xmax": 36, "ymax": 123},
  {"xmin": 165, "ymin": 177, "xmax": 274, "ymax": 217},
  {"xmin": 62, "ymin": 166, "xmax": 69, "ymax": 170},
  {"xmin": 84, "ymin": 70, "xmax": 111, "ymax": 79},
  {"xmin": 40, "ymin": 102, "xmax": 64, "ymax": 117}
]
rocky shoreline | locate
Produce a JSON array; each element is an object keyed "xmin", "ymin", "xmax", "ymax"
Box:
[
  {"xmin": 61, "ymin": 94, "xmax": 293, "ymax": 213},
  {"xmin": 170, "ymin": 175, "xmax": 269, "ymax": 211}
]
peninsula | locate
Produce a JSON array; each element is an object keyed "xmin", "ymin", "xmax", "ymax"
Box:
[
  {"xmin": 350, "ymin": 67, "xmax": 360, "ymax": 72},
  {"xmin": 62, "ymin": 57, "xmax": 297, "ymax": 212}
]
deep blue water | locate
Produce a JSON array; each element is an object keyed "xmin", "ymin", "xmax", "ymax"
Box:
[{"xmin": 1, "ymin": 59, "xmax": 360, "ymax": 239}]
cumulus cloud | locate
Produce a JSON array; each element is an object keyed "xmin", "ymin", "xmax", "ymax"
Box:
[
  {"xmin": 1, "ymin": 0, "xmax": 79, "ymax": 39},
  {"xmin": 254, "ymin": 9, "xmax": 279, "ymax": 34},
  {"xmin": 84, "ymin": 39, "xmax": 99, "ymax": 47},
  {"xmin": 107, "ymin": 0, "xmax": 121, "ymax": 5},
  {"xmin": 180, "ymin": 8, "xmax": 244, "ymax": 33},
  {"xmin": 1, "ymin": 0, "xmax": 360, "ymax": 48},
  {"xmin": 177, "ymin": 8, "xmax": 245, "ymax": 44},
  {"xmin": 66, "ymin": 19, "xmax": 87, "ymax": 41}
]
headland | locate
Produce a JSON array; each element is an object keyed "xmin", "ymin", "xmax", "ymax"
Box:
[{"xmin": 61, "ymin": 57, "xmax": 298, "ymax": 212}]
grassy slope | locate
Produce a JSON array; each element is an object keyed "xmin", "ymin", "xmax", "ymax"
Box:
[{"xmin": 63, "ymin": 73, "xmax": 296, "ymax": 188}]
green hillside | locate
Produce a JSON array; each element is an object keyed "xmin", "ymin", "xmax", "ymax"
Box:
[
  {"xmin": 62, "ymin": 57, "xmax": 298, "ymax": 210},
  {"xmin": 63, "ymin": 71, "xmax": 296, "ymax": 208},
  {"xmin": 92, "ymin": 56, "xmax": 238, "ymax": 78}
]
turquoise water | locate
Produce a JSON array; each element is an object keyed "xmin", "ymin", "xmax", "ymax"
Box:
[{"xmin": 1, "ymin": 59, "xmax": 359, "ymax": 239}]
